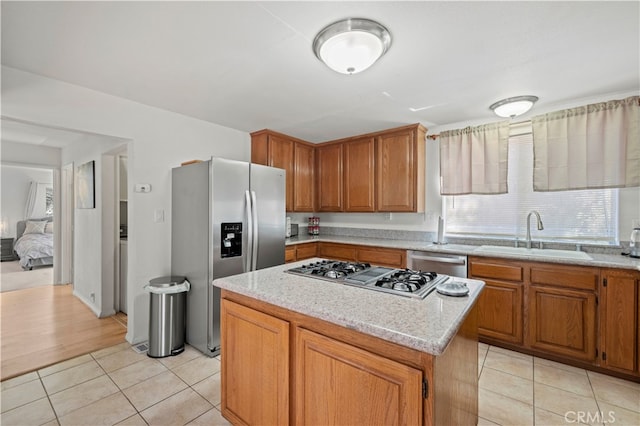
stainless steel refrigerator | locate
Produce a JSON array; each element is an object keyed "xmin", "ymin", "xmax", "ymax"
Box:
[{"xmin": 171, "ymin": 157, "xmax": 285, "ymax": 357}]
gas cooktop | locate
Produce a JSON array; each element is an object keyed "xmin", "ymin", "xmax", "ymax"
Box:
[{"xmin": 285, "ymin": 259, "xmax": 451, "ymax": 299}]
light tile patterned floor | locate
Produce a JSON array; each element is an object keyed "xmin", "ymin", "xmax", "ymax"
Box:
[
  {"xmin": 478, "ymin": 343, "xmax": 640, "ymax": 426},
  {"xmin": 0, "ymin": 343, "xmax": 230, "ymax": 426},
  {"xmin": 1, "ymin": 342, "xmax": 639, "ymax": 425}
]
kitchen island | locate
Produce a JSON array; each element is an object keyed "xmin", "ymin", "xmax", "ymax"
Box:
[{"xmin": 213, "ymin": 259, "xmax": 485, "ymax": 426}]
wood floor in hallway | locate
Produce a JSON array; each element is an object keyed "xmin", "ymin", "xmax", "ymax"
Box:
[{"xmin": 0, "ymin": 284, "xmax": 127, "ymax": 381}]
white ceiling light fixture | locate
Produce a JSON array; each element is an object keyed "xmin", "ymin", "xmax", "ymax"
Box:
[
  {"xmin": 313, "ymin": 18, "xmax": 391, "ymax": 75},
  {"xmin": 489, "ymin": 95, "xmax": 539, "ymax": 118}
]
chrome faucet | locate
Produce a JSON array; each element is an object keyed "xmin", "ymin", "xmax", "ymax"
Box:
[{"xmin": 526, "ymin": 211, "xmax": 544, "ymax": 249}]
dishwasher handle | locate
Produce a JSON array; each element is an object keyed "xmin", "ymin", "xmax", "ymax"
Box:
[{"xmin": 408, "ymin": 253, "xmax": 467, "ymax": 265}]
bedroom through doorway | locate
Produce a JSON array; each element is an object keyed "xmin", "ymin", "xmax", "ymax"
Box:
[{"xmin": 0, "ymin": 164, "xmax": 55, "ymax": 293}]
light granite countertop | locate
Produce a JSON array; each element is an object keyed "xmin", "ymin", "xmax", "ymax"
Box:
[
  {"xmin": 286, "ymin": 235, "xmax": 640, "ymax": 271},
  {"xmin": 213, "ymin": 259, "xmax": 485, "ymax": 356}
]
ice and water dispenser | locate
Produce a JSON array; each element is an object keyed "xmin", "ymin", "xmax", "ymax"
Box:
[{"xmin": 221, "ymin": 222, "xmax": 242, "ymax": 258}]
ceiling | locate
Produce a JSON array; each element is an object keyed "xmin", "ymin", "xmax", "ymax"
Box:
[{"xmin": 1, "ymin": 1, "xmax": 639, "ymax": 144}]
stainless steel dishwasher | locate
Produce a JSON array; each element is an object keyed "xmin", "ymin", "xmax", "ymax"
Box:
[{"xmin": 407, "ymin": 250, "xmax": 468, "ymax": 278}]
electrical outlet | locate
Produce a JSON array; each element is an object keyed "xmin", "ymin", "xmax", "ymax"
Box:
[
  {"xmin": 90, "ymin": 293, "xmax": 95, "ymax": 302},
  {"xmin": 154, "ymin": 209, "xmax": 164, "ymax": 223}
]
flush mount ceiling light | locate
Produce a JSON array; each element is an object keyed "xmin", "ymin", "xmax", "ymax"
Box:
[
  {"xmin": 313, "ymin": 18, "xmax": 391, "ymax": 75},
  {"xmin": 489, "ymin": 95, "xmax": 539, "ymax": 118}
]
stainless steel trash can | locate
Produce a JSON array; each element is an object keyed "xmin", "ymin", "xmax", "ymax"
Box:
[{"xmin": 145, "ymin": 276, "xmax": 190, "ymax": 358}]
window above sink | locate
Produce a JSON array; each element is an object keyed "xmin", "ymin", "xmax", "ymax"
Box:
[{"xmin": 444, "ymin": 134, "xmax": 619, "ymax": 245}]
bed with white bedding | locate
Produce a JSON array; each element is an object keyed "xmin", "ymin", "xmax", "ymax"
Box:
[{"xmin": 14, "ymin": 217, "xmax": 54, "ymax": 270}]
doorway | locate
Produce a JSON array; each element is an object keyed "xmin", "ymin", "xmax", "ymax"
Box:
[{"xmin": 0, "ymin": 164, "xmax": 55, "ymax": 292}]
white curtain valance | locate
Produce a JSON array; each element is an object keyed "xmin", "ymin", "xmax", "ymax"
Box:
[
  {"xmin": 439, "ymin": 121, "xmax": 510, "ymax": 195},
  {"xmin": 532, "ymin": 95, "xmax": 640, "ymax": 191}
]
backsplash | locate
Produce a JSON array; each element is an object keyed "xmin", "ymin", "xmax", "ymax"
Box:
[{"xmin": 308, "ymin": 226, "xmax": 627, "ymax": 256}]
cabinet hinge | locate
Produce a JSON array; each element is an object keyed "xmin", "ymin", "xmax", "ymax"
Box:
[
  {"xmin": 603, "ymin": 278, "xmax": 607, "ymax": 287},
  {"xmin": 596, "ymin": 296, "xmax": 599, "ymax": 305},
  {"xmin": 422, "ymin": 379, "xmax": 429, "ymax": 399},
  {"xmin": 595, "ymin": 348, "xmax": 598, "ymax": 357},
  {"xmin": 602, "ymin": 352, "xmax": 607, "ymax": 361}
]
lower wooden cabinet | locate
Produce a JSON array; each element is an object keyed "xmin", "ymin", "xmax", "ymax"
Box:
[
  {"xmin": 318, "ymin": 242, "xmax": 406, "ymax": 268},
  {"xmin": 470, "ymin": 257, "xmax": 600, "ymax": 363},
  {"xmin": 221, "ymin": 290, "xmax": 479, "ymax": 426},
  {"xmin": 295, "ymin": 242, "xmax": 318, "ymax": 261},
  {"xmin": 469, "ymin": 258, "xmax": 524, "ymax": 344},
  {"xmin": 476, "ymin": 280, "xmax": 523, "ymax": 344},
  {"xmin": 600, "ymin": 269, "xmax": 639, "ymax": 375},
  {"xmin": 527, "ymin": 284, "xmax": 596, "ymax": 361},
  {"xmin": 285, "ymin": 246, "xmax": 296, "ymax": 263},
  {"xmin": 285, "ymin": 242, "xmax": 318, "ymax": 263},
  {"xmin": 220, "ymin": 300, "xmax": 289, "ymax": 426},
  {"xmin": 295, "ymin": 327, "xmax": 422, "ymax": 425},
  {"xmin": 317, "ymin": 242, "xmax": 357, "ymax": 261}
]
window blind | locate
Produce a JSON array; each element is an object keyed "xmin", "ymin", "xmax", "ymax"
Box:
[{"xmin": 444, "ymin": 133, "xmax": 618, "ymax": 244}]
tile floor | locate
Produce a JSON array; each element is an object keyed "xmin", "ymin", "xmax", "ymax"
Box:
[
  {"xmin": 477, "ymin": 343, "xmax": 640, "ymax": 426},
  {"xmin": 1, "ymin": 342, "xmax": 639, "ymax": 425},
  {"xmin": 0, "ymin": 343, "xmax": 230, "ymax": 426}
]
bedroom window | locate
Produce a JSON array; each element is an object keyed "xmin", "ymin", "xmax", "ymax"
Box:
[
  {"xmin": 444, "ymin": 133, "xmax": 619, "ymax": 245},
  {"xmin": 45, "ymin": 187, "xmax": 53, "ymax": 216}
]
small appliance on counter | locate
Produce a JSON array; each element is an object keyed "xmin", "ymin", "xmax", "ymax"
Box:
[{"xmin": 285, "ymin": 218, "xmax": 299, "ymax": 238}]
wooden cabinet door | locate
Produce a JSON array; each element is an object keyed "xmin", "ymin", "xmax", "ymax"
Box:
[
  {"xmin": 527, "ymin": 285, "xmax": 596, "ymax": 361},
  {"xmin": 295, "ymin": 242, "xmax": 317, "ymax": 261},
  {"xmin": 376, "ymin": 129, "xmax": 415, "ymax": 212},
  {"xmin": 477, "ymin": 280, "xmax": 523, "ymax": 344},
  {"xmin": 285, "ymin": 246, "xmax": 296, "ymax": 263},
  {"xmin": 469, "ymin": 258, "xmax": 524, "ymax": 344},
  {"xmin": 221, "ymin": 300, "xmax": 289, "ymax": 426},
  {"xmin": 317, "ymin": 242, "xmax": 357, "ymax": 261},
  {"xmin": 294, "ymin": 143, "xmax": 315, "ymax": 212},
  {"xmin": 600, "ymin": 270, "xmax": 639, "ymax": 375},
  {"xmin": 316, "ymin": 143, "xmax": 343, "ymax": 211},
  {"xmin": 295, "ymin": 328, "xmax": 422, "ymax": 426},
  {"xmin": 344, "ymin": 137, "xmax": 375, "ymax": 212},
  {"xmin": 357, "ymin": 246, "xmax": 405, "ymax": 268},
  {"xmin": 268, "ymin": 135, "xmax": 295, "ymax": 212}
]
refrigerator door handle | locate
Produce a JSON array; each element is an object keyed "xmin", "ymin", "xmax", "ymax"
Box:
[
  {"xmin": 250, "ymin": 190, "xmax": 259, "ymax": 271},
  {"xmin": 245, "ymin": 190, "xmax": 253, "ymax": 272}
]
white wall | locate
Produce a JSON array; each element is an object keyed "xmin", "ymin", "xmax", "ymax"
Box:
[
  {"xmin": 0, "ymin": 165, "xmax": 53, "ymax": 237},
  {"xmin": 1, "ymin": 140, "xmax": 61, "ymax": 168},
  {"xmin": 60, "ymin": 135, "xmax": 125, "ymax": 317},
  {"xmin": 2, "ymin": 66, "xmax": 250, "ymax": 344}
]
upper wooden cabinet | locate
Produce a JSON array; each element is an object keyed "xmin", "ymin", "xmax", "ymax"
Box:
[
  {"xmin": 316, "ymin": 143, "xmax": 343, "ymax": 212},
  {"xmin": 253, "ymin": 123, "xmax": 426, "ymax": 213},
  {"xmin": 376, "ymin": 126, "xmax": 426, "ymax": 212},
  {"xmin": 344, "ymin": 137, "xmax": 376, "ymax": 212},
  {"xmin": 294, "ymin": 143, "xmax": 315, "ymax": 212},
  {"xmin": 323, "ymin": 123, "xmax": 426, "ymax": 213},
  {"xmin": 251, "ymin": 130, "xmax": 315, "ymax": 212}
]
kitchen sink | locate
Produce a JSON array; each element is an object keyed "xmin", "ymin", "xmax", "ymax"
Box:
[{"xmin": 474, "ymin": 245, "xmax": 592, "ymax": 260}]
